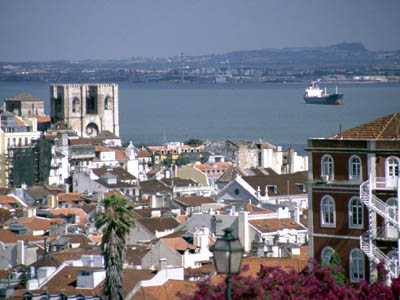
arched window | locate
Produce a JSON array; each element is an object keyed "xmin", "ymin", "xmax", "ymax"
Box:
[
  {"xmin": 321, "ymin": 246, "xmax": 335, "ymax": 264},
  {"xmin": 349, "ymin": 249, "xmax": 365, "ymax": 282},
  {"xmin": 348, "ymin": 197, "xmax": 363, "ymax": 229},
  {"xmin": 386, "ymin": 156, "xmax": 400, "ymax": 188},
  {"xmin": 72, "ymin": 97, "xmax": 80, "ymax": 113},
  {"xmin": 349, "ymin": 155, "xmax": 362, "ymax": 182},
  {"xmin": 321, "ymin": 195, "xmax": 335, "ymax": 227},
  {"xmin": 321, "ymin": 154, "xmax": 334, "ymax": 181}
]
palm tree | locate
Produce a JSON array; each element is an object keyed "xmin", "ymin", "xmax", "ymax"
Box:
[{"xmin": 95, "ymin": 193, "xmax": 135, "ymax": 300}]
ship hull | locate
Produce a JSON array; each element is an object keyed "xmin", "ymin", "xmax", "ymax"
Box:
[{"xmin": 304, "ymin": 93, "xmax": 344, "ymax": 105}]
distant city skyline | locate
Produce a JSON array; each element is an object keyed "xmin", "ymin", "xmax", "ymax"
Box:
[{"xmin": 1, "ymin": 0, "xmax": 400, "ymax": 62}]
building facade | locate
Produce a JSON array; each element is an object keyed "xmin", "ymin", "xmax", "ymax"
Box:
[
  {"xmin": 3, "ymin": 92, "xmax": 45, "ymax": 117},
  {"xmin": 50, "ymin": 83, "xmax": 119, "ymax": 138},
  {"xmin": 307, "ymin": 112, "xmax": 400, "ymax": 283}
]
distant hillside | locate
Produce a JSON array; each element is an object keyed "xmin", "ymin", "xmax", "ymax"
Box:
[
  {"xmin": 1, "ymin": 43, "xmax": 400, "ymax": 71},
  {"xmin": 182, "ymin": 43, "xmax": 400, "ymax": 68}
]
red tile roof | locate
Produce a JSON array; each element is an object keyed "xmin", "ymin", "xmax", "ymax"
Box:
[
  {"xmin": 0, "ymin": 229, "xmax": 19, "ymax": 243},
  {"xmin": 138, "ymin": 150, "xmax": 152, "ymax": 157},
  {"xmin": 0, "ymin": 195, "xmax": 26, "ymax": 208},
  {"xmin": 330, "ymin": 112, "xmax": 400, "ymax": 140},
  {"xmin": 10, "ymin": 217, "xmax": 64, "ymax": 231},
  {"xmin": 161, "ymin": 237, "xmax": 197, "ymax": 253},
  {"xmin": 175, "ymin": 196, "xmax": 214, "ymax": 207},
  {"xmin": 48, "ymin": 208, "xmax": 87, "ymax": 224},
  {"xmin": 33, "ymin": 116, "xmax": 51, "ymax": 123},
  {"xmin": 133, "ymin": 279, "xmax": 198, "ymax": 300},
  {"xmin": 138, "ymin": 217, "xmax": 180, "ymax": 233},
  {"xmin": 57, "ymin": 193, "xmax": 87, "ymax": 203},
  {"xmin": 249, "ymin": 218, "xmax": 306, "ymax": 233}
]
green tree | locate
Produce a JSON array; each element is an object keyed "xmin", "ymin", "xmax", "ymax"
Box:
[
  {"xmin": 164, "ymin": 153, "xmax": 173, "ymax": 167},
  {"xmin": 200, "ymin": 152, "xmax": 209, "ymax": 163},
  {"xmin": 185, "ymin": 138, "xmax": 203, "ymax": 146},
  {"xmin": 322, "ymin": 252, "xmax": 348, "ymax": 286},
  {"xmin": 95, "ymin": 193, "xmax": 136, "ymax": 300}
]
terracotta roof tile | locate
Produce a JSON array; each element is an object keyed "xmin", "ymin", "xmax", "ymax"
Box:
[
  {"xmin": 161, "ymin": 237, "xmax": 197, "ymax": 253},
  {"xmin": 93, "ymin": 167, "xmax": 136, "ymax": 181},
  {"xmin": 5, "ymin": 92, "xmax": 43, "ymax": 102},
  {"xmin": 0, "ymin": 195, "xmax": 26, "ymax": 208},
  {"xmin": 10, "ymin": 217, "xmax": 64, "ymax": 231},
  {"xmin": 88, "ymin": 235, "xmax": 102, "ymax": 244},
  {"xmin": 48, "ymin": 208, "xmax": 87, "ymax": 224},
  {"xmin": 140, "ymin": 180, "xmax": 171, "ymax": 194},
  {"xmin": 126, "ymin": 245, "xmax": 150, "ymax": 265},
  {"xmin": 330, "ymin": 112, "xmax": 400, "ymax": 140},
  {"xmin": 33, "ymin": 116, "xmax": 51, "ymax": 123},
  {"xmin": 133, "ymin": 279, "xmax": 198, "ymax": 300},
  {"xmin": 115, "ymin": 148, "xmax": 128, "ymax": 160},
  {"xmin": 138, "ymin": 150, "xmax": 152, "ymax": 157},
  {"xmin": 242, "ymin": 171, "xmax": 307, "ymax": 197},
  {"xmin": 138, "ymin": 217, "xmax": 180, "ymax": 233},
  {"xmin": 49, "ymin": 248, "xmax": 102, "ymax": 264},
  {"xmin": 175, "ymin": 196, "xmax": 214, "ymax": 207},
  {"xmin": 57, "ymin": 193, "xmax": 87, "ymax": 203},
  {"xmin": 0, "ymin": 229, "xmax": 19, "ymax": 243},
  {"xmin": 249, "ymin": 218, "xmax": 306, "ymax": 233},
  {"xmin": 0, "ymin": 229, "xmax": 50, "ymax": 243}
]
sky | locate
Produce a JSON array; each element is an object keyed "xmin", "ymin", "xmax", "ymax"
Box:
[{"xmin": 1, "ymin": 0, "xmax": 400, "ymax": 62}]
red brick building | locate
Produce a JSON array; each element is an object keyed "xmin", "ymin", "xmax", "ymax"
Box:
[{"xmin": 307, "ymin": 113, "xmax": 400, "ymax": 283}]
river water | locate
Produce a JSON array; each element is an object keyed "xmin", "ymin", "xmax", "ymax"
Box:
[{"xmin": 0, "ymin": 81, "xmax": 399, "ymax": 153}]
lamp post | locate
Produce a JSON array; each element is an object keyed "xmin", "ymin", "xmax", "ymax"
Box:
[{"xmin": 210, "ymin": 227, "xmax": 244, "ymax": 300}]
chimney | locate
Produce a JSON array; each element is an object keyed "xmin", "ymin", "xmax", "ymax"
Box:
[
  {"xmin": 238, "ymin": 211, "xmax": 249, "ymax": 253},
  {"xmin": 16, "ymin": 240, "xmax": 25, "ymax": 265}
]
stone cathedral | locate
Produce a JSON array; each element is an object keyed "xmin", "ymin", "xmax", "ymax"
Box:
[{"xmin": 50, "ymin": 83, "xmax": 119, "ymax": 138}]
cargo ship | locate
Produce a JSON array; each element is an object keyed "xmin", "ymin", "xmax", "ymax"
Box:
[{"xmin": 304, "ymin": 81, "xmax": 343, "ymax": 105}]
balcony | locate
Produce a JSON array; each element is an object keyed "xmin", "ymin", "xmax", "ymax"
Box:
[{"xmin": 373, "ymin": 177, "xmax": 399, "ymax": 190}]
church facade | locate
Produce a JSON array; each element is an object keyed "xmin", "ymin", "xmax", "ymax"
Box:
[{"xmin": 50, "ymin": 83, "xmax": 119, "ymax": 138}]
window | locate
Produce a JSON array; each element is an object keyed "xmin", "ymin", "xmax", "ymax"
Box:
[
  {"xmin": 348, "ymin": 197, "xmax": 363, "ymax": 229},
  {"xmin": 386, "ymin": 156, "xmax": 400, "ymax": 188},
  {"xmin": 321, "ymin": 155, "xmax": 334, "ymax": 181},
  {"xmin": 321, "ymin": 246, "xmax": 335, "ymax": 264},
  {"xmin": 349, "ymin": 155, "xmax": 362, "ymax": 181},
  {"xmin": 349, "ymin": 249, "xmax": 365, "ymax": 282},
  {"xmin": 387, "ymin": 157, "xmax": 400, "ymax": 177},
  {"xmin": 321, "ymin": 196, "xmax": 335, "ymax": 227}
]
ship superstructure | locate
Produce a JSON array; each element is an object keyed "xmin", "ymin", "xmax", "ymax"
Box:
[{"xmin": 304, "ymin": 80, "xmax": 343, "ymax": 105}]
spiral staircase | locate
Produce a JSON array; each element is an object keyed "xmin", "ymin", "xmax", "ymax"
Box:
[{"xmin": 359, "ymin": 178, "xmax": 399, "ymax": 282}]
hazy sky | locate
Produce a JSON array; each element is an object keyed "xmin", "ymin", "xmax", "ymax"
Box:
[{"xmin": 1, "ymin": 0, "xmax": 399, "ymax": 61}]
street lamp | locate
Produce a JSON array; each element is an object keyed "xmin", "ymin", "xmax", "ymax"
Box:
[{"xmin": 210, "ymin": 227, "xmax": 244, "ymax": 300}]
